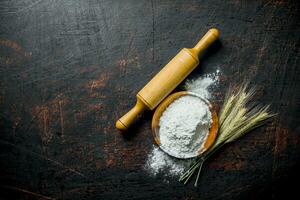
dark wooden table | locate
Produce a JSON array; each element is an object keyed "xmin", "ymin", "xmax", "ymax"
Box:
[{"xmin": 0, "ymin": 0, "xmax": 299, "ymax": 199}]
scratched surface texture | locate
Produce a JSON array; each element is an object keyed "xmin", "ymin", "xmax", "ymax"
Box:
[{"xmin": 0, "ymin": 0, "xmax": 299, "ymax": 199}]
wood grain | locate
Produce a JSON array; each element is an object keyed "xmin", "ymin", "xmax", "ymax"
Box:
[{"xmin": 0, "ymin": 0, "xmax": 299, "ymax": 199}]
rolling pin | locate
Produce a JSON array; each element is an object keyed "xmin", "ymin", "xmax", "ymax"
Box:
[{"xmin": 116, "ymin": 28, "xmax": 219, "ymax": 131}]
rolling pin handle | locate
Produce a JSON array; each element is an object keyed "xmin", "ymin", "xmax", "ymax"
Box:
[
  {"xmin": 116, "ymin": 99, "xmax": 145, "ymax": 131},
  {"xmin": 193, "ymin": 28, "xmax": 219, "ymax": 55}
]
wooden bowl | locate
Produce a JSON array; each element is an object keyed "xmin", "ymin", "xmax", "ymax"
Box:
[{"xmin": 152, "ymin": 91, "xmax": 219, "ymax": 158}]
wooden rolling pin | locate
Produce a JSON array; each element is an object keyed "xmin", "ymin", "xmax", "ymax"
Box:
[{"xmin": 116, "ymin": 28, "xmax": 219, "ymax": 131}]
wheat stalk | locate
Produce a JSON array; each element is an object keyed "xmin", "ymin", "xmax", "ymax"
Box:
[{"xmin": 179, "ymin": 83, "xmax": 275, "ymax": 186}]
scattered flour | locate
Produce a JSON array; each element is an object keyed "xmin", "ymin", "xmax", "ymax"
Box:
[
  {"xmin": 144, "ymin": 69, "xmax": 220, "ymax": 178},
  {"xmin": 145, "ymin": 146, "xmax": 192, "ymax": 176},
  {"xmin": 184, "ymin": 69, "xmax": 220, "ymax": 99}
]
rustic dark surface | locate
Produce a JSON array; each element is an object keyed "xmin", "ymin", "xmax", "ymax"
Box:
[{"xmin": 0, "ymin": 0, "xmax": 299, "ymax": 199}]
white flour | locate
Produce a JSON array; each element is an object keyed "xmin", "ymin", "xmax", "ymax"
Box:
[
  {"xmin": 145, "ymin": 146, "xmax": 191, "ymax": 176},
  {"xmin": 184, "ymin": 69, "xmax": 220, "ymax": 99},
  {"xmin": 159, "ymin": 95, "xmax": 212, "ymax": 158},
  {"xmin": 144, "ymin": 69, "xmax": 220, "ymax": 178}
]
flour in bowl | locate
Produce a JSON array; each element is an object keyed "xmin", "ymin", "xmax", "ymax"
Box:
[{"xmin": 159, "ymin": 95, "xmax": 212, "ymax": 159}]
